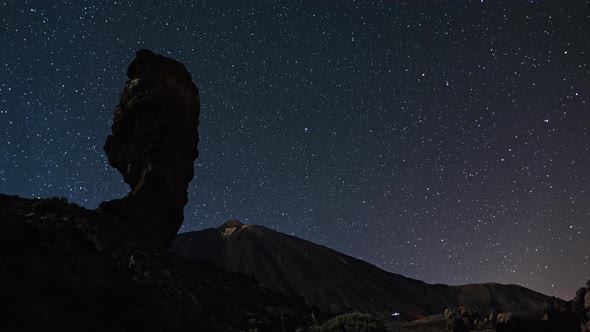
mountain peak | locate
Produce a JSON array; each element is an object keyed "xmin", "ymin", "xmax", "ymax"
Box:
[
  {"xmin": 171, "ymin": 224, "xmax": 567, "ymax": 321},
  {"xmin": 218, "ymin": 219, "xmax": 245, "ymax": 229},
  {"xmin": 217, "ymin": 219, "xmax": 251, "ymax": 237}
]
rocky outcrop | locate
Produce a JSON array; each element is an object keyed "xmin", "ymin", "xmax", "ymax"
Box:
[
  {"xmin": 0, "ymin": 194, "xmax": 314, "ymax": 331},
  {"xmin": 99, "ymin": 49, "xmax": 200, "ymax": 249},
  {"xmin": 0, "ymin": 50, "xmax": 321, "ymax": 331},
  {"xmin": 573, "ymin": 280, "xmax": 590, "ymax": 331}
]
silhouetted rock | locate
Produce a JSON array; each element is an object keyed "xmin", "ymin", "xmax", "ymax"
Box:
[
  {"xmin": 0, "ymin": 50, "xmax": 317, "ymax": 331},
  {"xmin": 0, "ymin": 194, "xmax": 314, "ymax": 331},
  {"xmin": 100, "ymin": 49, "xmax": 200, "ymax": 249},
  {"xmin": 573, "ymin": 281, "xmax": 590, "ymax": 331}
]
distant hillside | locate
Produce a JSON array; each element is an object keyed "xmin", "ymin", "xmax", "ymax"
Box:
[{"xmin": 171, "ymin": 220, "xmax": 559, "ymax": 321}]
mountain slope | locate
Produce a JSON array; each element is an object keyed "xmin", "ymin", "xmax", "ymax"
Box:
[{"xmin": 171, "ymin": 220, "xmax": 558, "ymax": 320}]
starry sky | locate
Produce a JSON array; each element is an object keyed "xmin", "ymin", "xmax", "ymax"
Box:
[{"xmin": 1, "ymin": 0, "xmax": 589, "ymax": 299}]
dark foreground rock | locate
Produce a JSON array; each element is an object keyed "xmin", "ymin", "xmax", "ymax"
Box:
[
  {"xmin": 0, "ymin": 195, "xmax": 315, "ymax": 332},
  {"xmin": 100, "ymin": 49, "xmax": 200, "ymax": 249},
  {"xmin": 573, "ymin": 280, "xmax": 590, "ymax": 331}
]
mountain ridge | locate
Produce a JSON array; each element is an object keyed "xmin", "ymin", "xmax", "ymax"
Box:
[{"xmin": 171, "ymin": 221, "xmax": 562, "ymax": 321}]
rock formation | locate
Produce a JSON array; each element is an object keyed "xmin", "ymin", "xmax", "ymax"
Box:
[
  {"xmin": 0, "ymin": 51, "xmax": 321, "ymax": 331},
  {"xmin": 99, "ymin": 49, "xmax": 200, "ymax": 249},
  {"xmin": 0, "ymin": 195, "xmax": 313, "ymax": 331},
  {"xmin": 573, "ymin": 280, "xmax": 590, "ymax": 331}
]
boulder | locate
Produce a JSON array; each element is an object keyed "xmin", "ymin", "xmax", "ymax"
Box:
[
  {"xmin": 496, "ymin": 312, "xmax": 512, "ymax": 324},
  {"xmin": 99, "ymin": 49, "xmax": 200, "ymax": 249}
]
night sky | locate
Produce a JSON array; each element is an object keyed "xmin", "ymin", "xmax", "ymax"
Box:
[{"xmin": 1, "ymin": 0, "xmax": 589, "ymax": 299}]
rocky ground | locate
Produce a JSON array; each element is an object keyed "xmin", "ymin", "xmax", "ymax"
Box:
[
  {"xmin": 0, "ymin": 194, "xmax": 316, "ymax": 332},
  {"xmin": 1, "ymin": 194, "xmax": 586, "ymax": 332}
]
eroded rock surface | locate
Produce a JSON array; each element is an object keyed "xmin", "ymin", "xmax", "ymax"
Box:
[
  {"xmin": 100, "ymin": 49, "xmax": 200, "ymax": 249},
  {"xmin": 0, "ymin": 195, "xmax": 313, "ymax": 332},
  {"xmin": 573, "ymin": 280, "xmax": 590, "ymax": 331}
]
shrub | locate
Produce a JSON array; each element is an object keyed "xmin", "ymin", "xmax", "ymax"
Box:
[{"xmin": 311, "ymin": 312, "xmax": 387, "ymax": 332}]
